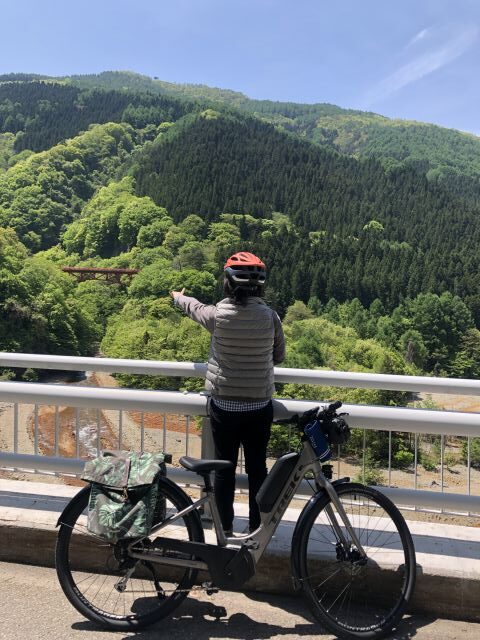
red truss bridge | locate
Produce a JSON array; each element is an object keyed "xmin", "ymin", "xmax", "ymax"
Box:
[{"xmin": 61, "ymin": 266, "xmax": 139, "ymax": 284}]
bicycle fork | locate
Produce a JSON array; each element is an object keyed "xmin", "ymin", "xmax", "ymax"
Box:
[{"xmin": 316, "ymin": 472, "xmax": 367, "ymax": 561}]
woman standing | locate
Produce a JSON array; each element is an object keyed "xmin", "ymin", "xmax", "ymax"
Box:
[{"xmin": 171, "ymin": 252, "xmax": 285, "ymax": 534}]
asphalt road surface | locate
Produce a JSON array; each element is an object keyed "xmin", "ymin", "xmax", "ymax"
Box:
[{"xmin": 1, "ymin": 561, "xmax": 479, "ymax": 640}]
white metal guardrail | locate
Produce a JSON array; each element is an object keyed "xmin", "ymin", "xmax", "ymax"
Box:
[
  {"xmin": 0, "ymin": 381, "xmax": 480, "ymax": 435},
  {"xmin": 1, "ymin": 353, "xmax": 480, "ymax": 514},
  {"xmin": 2, "ymin": 351, "xmax": 480, "ymax": 394}
]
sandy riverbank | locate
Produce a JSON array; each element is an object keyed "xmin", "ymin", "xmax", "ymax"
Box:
[{"xmin": 0, "ymin": 371, "xmax": 201, "ymax": 484}]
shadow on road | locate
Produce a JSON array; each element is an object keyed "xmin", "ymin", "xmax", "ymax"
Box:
[
  {"xmin": 244, "ymin": 591, "xmax": 434, "ymax": 640},
  {"xmin": 71, "ymin": 591, "xmax": 435, "ymax": 639}
]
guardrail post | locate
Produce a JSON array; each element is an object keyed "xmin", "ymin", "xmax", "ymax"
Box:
[{"xmin": 13, "ymin": 403, "xmax": 18, "ymax": 454}]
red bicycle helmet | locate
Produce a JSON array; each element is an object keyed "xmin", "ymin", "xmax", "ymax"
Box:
[
  {"xmin": 224, "ymin": 252, "xmax": 266, "ymax": 289},
  {"xmin": 224, "ymin": 252, "xmax": 266, "ymax": 269}
]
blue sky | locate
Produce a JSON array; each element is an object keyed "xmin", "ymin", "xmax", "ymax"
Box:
[{"xmin": 2, "ymin": 0, "xmax": 480, "ymax": 134}]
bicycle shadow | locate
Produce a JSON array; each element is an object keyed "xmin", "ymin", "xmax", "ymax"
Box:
[
  {"xmin": 243, "ymin": 591, "xmax": 435, "ymax": 640},
  {"xmin": 71, "ymin": 592, "xmax": 435, "ymax": 639},
  {"xmin": 71, "ymin": 595, "xmax": 325, "ymax": 639}
]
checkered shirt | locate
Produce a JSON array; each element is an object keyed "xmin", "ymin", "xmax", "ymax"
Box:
[{"xmin": 212, "ymin": 398, "xmax": 270, "ymax": 412}]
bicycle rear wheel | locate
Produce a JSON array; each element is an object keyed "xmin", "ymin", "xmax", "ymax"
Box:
[
  {"xmin": 293, "ymin": 482, "xmax": 416, "ymax": 640},
  {"xmin": 56, "ymin": 477, "xmax": 204, "ymax": 631}
]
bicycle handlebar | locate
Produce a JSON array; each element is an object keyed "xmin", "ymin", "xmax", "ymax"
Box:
[
  {"xmin": 274, "ymin": 401, "xmax": 350, "ymax": 448},
  {"xmin": 274, "ymin": 401, "xmax": 343, "ymax": 427}
]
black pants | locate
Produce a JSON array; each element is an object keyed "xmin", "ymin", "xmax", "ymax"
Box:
[{"xmin": 209, "ymin": 400, "xmax": 273, "ymax": 531}]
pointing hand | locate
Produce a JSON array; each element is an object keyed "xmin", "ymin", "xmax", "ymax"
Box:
[{"xmin": 170, "ymin": 288, "xmax": 185, "ymax": 300}]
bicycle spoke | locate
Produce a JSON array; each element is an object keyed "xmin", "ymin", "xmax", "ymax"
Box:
[
  {"xmin": 56, "ymin": 480, "xmax": 203, "ymax": 630},
  {"xmin": 298, "ymin": 484, "xmax": 415, "ymax": 638}
]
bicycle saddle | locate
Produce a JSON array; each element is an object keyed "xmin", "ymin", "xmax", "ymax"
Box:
[{"xmin": 179, "ymin": 456, "xmax": 234, "ymax": 474}]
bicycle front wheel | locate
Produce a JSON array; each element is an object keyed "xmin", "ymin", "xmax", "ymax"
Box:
[
  {"xmin": 293, "ymin": 482, "xmax": 416, "ymax": 640},
  {"xmin": 56, "ymin": 477, "xmax": 204, "ymax": 631}
]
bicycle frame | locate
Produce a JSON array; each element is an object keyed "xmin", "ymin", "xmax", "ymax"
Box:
[{"xmin": 127, "ymin": 440, "xmax": 367, "ymax": 581}]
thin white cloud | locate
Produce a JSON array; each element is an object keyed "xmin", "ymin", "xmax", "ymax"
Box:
[
  {"xmin": 406, "ymin": 27, "xmax": 431, "ymax": 49},
  {"xmin": 363, "ymin": 25, "xmax": 478, "ymax": 107}
]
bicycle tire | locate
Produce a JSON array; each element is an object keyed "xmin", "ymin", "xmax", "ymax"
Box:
[
  {"xmin": 56, "ymin": 476, "xmax": 204, "ymax": 631},
  {"xmin": 292, "ymin": 482, "xmax": 416, "ymax": 640}
]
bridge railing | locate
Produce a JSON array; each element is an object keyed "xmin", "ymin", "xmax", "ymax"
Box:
[{"xmin": 1, "ymin": 352, "xmax": 480, "ymax": 516}]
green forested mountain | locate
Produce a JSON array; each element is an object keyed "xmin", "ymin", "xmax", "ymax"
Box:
[
  {"xmin": 0, "ymin": 71, "xmax": 480, "ymax": 386},
  {"xmin": 0, "ymin": 79, "xmax": 196, "ymax": 152},
  {"xmin": 131, "ymin": 110, "xmax": 480, "ymax": 315},
  {"xmin": 32, "ymin": 70, "xmax": 480, "ymax": 187},
  {"xmin": 0, "ymin": 121, "xmax": 138, "ymax": 249},
  {"xmin": 3, "ymin": 70, "xmax": 480, "ymax": 185}
]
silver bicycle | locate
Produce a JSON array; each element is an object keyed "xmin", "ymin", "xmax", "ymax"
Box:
[{"xmin": 56, "ymin": 401, "xmax": 416, "ymax": 640}]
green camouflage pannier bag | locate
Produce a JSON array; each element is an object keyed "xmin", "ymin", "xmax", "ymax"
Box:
[{"xmin": 81, "ymin": 450, "xmax": 170, "ymax": 542}]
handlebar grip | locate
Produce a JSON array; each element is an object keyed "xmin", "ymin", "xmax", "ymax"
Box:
[{"xmin": 328, "ymin": 401, "xmax": 342, "ymax": 412}]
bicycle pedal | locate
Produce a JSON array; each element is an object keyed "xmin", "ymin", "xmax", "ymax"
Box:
[
  {"xmin": 210, "ymin": 605, "xmax": 227, "ymax": 619},
  {"xmin": 202, "ymin": 581, "xmax": 219, "ymax": 595}
]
